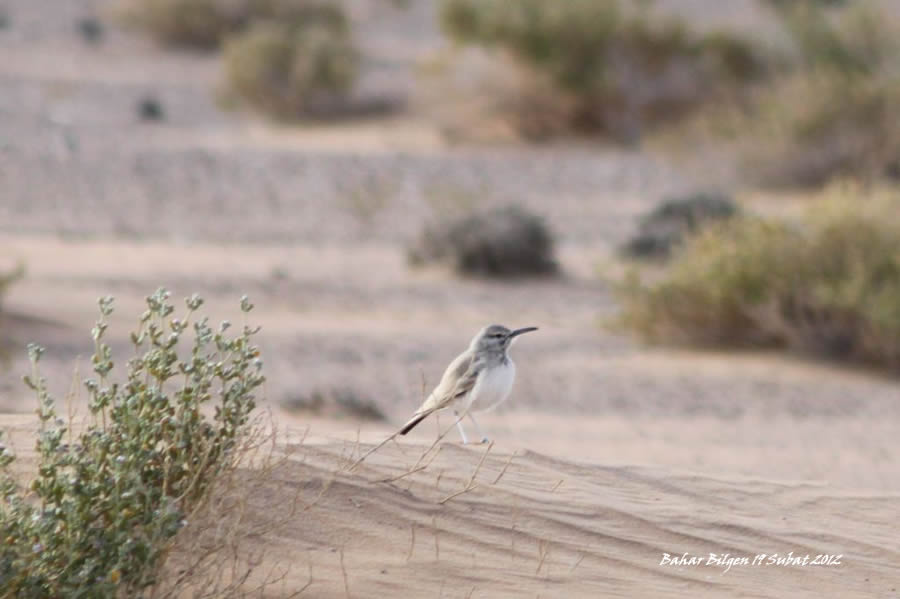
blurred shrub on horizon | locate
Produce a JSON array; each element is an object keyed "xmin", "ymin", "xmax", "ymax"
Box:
[
  {"xmin": 736, "ymin": 1, "xmax": 900, "ymax": 187},
  {"xmin": 622, "ymin": 191, "xmax": 740, "ymax": 260},
  {"xmin": 223, "ymin": 19, "xmax": 359, "ymax": 119},
  {"xmin": 119, "ymin": 0, "xmax": 361, "ymax": 119},
  {"xmin": 409, "ymin": 205, "xmax": 559, "ymax": 278},
  {"xmin": 617, "ymin": 184, "xmax": 900, "ymax": 371},
  {"xmin": 439, "ymin": 0, "xmax": 766, "ymax": 141},
  {"xmin": 437, "ymin": 0, "xmax": 898, "ymax": 188},
  {"xmin": 117, "ymin": 0, "xmax": 348, "ymax": 49}
]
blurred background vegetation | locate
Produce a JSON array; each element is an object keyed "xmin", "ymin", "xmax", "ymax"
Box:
[
  {"xmin": 0, "ymin": 0, "xmax": 895, "ymax": 371},
  {"xmin": 109, "ymin": 0, "xmax": 899, "ymax": 186},
  {"xmin": 39, "ymin": 0, "xmax": 888, "ymax": 372}
]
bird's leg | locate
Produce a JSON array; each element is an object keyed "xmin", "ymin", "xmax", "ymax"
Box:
[
  {"xmin": 453, "ymin": 410, "xmax": 469, "ymax": 444},
  {"xmin": 467, "ymin": 412, "xmax": 489, "ymax": 444}
]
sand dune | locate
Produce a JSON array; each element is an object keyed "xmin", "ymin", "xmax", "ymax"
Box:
[
  {"xmin": 6, "ymin": 414, "xmax": 895, "ymax": 597},
  {"xmin": 167, "ymin": 431, "xmax": 898, "ymax": 599}
]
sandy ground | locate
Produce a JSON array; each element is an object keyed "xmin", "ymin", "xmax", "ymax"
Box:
[{"xmin": 1, "ymin": 1, "xmax": 899, "ymax": 597}]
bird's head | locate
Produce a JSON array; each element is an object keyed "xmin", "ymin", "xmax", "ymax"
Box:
[{"xmin": 471, "ymin": 324, "xmax": 538, "ymax": 353}]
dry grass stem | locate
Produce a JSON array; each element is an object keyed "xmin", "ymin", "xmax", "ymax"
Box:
[
  {"xmin": 406, "ymin": 524, "xmax": 416, "ymax": 563},
  {"xmin": 569, "ymin": 552, "xmax": 586, "ymax": 574},
  {"xmin": 340, "ymin": 545, "xmax": 351, "ymax": 599},
  {"xmin": 439, "ymin": 441, "xmax": 494, "ymax": 504},
  {"xmin": 432, "ymin": 514, "xmax": 440, "ymax": 561},
  {"xmin": 536, "ymin": 540, "xmax": 550, "ymax": 575},
  {"xmin": 492, "ymin": 452, "xmax": 516, "ymax": 485}
]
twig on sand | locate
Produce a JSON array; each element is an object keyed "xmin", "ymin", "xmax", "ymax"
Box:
[
  {"xmin": 302, "ymin": 469, "xmax": 337, "ymax": 512},
  {"xmin": 569, "ymin": 552, "xmax": 586, "ymax": 574},
  {"xmin": 536, "ymin": 540, "xmax": 550, "ymax": 575},
  {"xmin": 296, "ymin": 555, "xmax": 314, "ymax": 596},
  {"xmin": 492, "ymin": 452, "xmax": 516, "ymax": 485},
  {"xmin": 439, "ymin": 441, "xmax": 494, "ymax": 504},
  {"xmin": 350, "ymin": 405, "xmax": 472, "ymax": 473},
  {"xmin": 432, "ymin": 514, "xmax": 440, "ymax": 561},
  {"xmin": 347, "ymin": 431, "xmax": 399, "ymax": 472},
  {"xmin": 375, "ymin": 445, "xmax": 443, "ymax": 484},
  {"xmin": 406, "ymin": 523, "xmax": 416, "ymax": 563},
  {"xmin": 340, "ymin": 545, "xmax": 350, "ymax": 598},
  {"xmin": 377, "ymin": 463, "xmax": 430, "ymax": 484}
]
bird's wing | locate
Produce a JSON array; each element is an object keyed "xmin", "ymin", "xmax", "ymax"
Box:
[{"xmin": 416, "ymin": 350, "xmax": 482, "ymax": 414}]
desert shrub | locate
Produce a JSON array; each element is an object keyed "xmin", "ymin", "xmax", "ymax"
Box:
[
  {"xmin": 742, "ymin": 75, "xmax": 900, "ymax": 186},
  {"xmin": 281, "ymin": 387, "xmax": 385, "ymax": 421},
  {"xmin": 617, "ymin": 185, "xmax": 900, "ymax": 368},
  {"xmin": 439, "ymin": 0, "xmax": 765, "ymax": 140},
  {"xmin": 117, "ymin": 0, "xmax": 348, "ymax": 49},
  {"xmin": 735, "ymin": 1, "xmax": 900, "ymax": 186},
  {"xmin": 408, "ymin": 205, "xmax": 558, "ymax": 277},
  {"xmin": 0, "ymin": 289, "xmax": 264, "ymax": 596},
  {"xmin": 117, "ymin": 0, "xmax": 249, "ymax": 48},
  {"xmin": 77, "ymin": 17, "xmax": 105, "ymax": 44},
  {"xmin": 622, "ymin": 191, "xmax": 739, "ymax": 259},
  {"xmin": 137, "ymin": 95, "xmax": 165, "ymax": 121},
  {"xmin": 764, "ymin": 0, "xmax": 848, "ymax": 11},
  {"xmin": 223, "ymin": 19, "xmax": 359, "ymax": 119}
]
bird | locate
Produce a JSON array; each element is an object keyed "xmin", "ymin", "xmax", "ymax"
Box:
[{"xmin": 399, "ymin": 324, "xmax": 538, "ymax": 444}]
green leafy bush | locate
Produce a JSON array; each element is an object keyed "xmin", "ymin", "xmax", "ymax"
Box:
[
  {"xmin": 0, "ymin": 289, "xmax": 264, "ymax": 596},
  {"xmin": 439, "ymin": 0, "xmax": 764, "ymax": 140},
  {"xmin": 223, "ymin": 19, "xmax": 359, "ymax": 119},
  {"xmin": 617, "ymin": 186, "xmax": 900, "ymax": 368}
]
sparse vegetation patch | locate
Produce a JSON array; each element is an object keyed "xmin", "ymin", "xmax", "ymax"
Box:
[
  {"xmin": 409, "ymin": 205, "xmax": 558, "ymax": 278},
  {"xmin": 439, "ymin": 0, "xmax": 765, "ymax": 140},
  {"xmin": 622, "ymin": 191, "xmax": 739, "ymax": 260},
  {"xmin": 737, "ymin": 1, "xmax": 900, "ymax": 187},
  {"xmin": 223, "ymin": 17, "xmax": 358, "ymax": 119},
  {"xmin": 281, "ymin": 387, "xmax": 386, "ymax": 421},
  {"xmin": 617, "ymin": 185, "xmax": 900, "ymax": 369}
]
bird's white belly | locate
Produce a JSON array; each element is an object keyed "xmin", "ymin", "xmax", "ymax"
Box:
[{"xmin": 467, "ymin": 360, "xmax": 516, "ymax": 413}]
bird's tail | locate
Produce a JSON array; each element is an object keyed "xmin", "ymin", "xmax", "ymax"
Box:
[{"xmin": 399, "ymin": 411, "xmax": 430, "ymax": 435}]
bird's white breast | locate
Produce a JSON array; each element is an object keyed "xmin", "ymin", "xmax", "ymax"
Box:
[{"xmin": 467, "ymin": 359, "xmax": 516, "ymax": 412}]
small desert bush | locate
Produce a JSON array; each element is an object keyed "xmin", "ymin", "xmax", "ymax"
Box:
[
  {"xmin": 622, "ymin": 191, "xmax": 739, "ymax": 260},
  {"xmin": 736, "ymin": 1, "xmax": 900, "ymax": 186},
  {"xmin": 0, "ymin": 289, "xmax": 264, "ymax": 596},
  {"xmin": 223, "ymin": 19, "xmax": 359, "ymax": 119},
  {"xmin": 439, "ymin": 0, "xmax": 764, "ymax": 140},
  {"xmin": 117, "ymin": 0, "xmax": 250, "ymax": 48},
  {"xmin": 118, "ymin": 0, "xmax": 348, "ymax": 49},
  {"xmin": 618, "ymin": 185, "xmax": 900, "ymax": 369},
  {"xmin": 409, "ymin": 205, "xmax": 558, "ymax": 277},
  {"xmin": 281, "ymin": 387, "xmax": 385, "ymax": 421}
]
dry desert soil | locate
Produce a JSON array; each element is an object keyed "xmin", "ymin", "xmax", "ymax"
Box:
[{"xmin": 0, "ymin": 1, "xmax": 898, "ymax": 597}]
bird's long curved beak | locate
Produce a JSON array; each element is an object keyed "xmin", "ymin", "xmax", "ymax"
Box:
[{"xmin": 509, "ymin": 326, "xmax": 538, "ymax": 338}]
